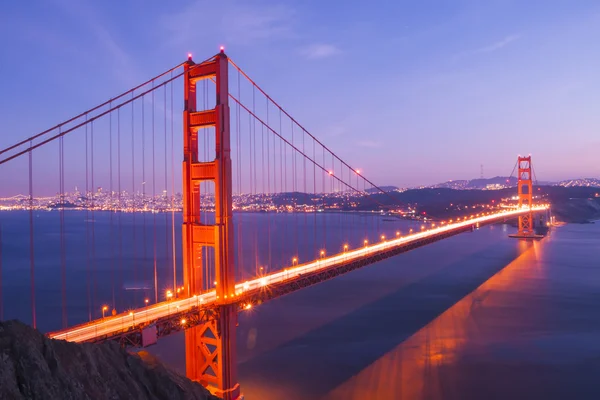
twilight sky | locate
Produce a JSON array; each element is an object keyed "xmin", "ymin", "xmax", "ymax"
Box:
[{"xmin": 1, "ymin": 0, "xmax": 599, "ymax": 189}]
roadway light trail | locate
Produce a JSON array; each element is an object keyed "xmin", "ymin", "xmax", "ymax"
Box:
[{"xmin": 48, "ymin": 206, "xmax": 547, "ymax": 344}]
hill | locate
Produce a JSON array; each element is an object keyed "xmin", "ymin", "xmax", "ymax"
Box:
[
  {"xmin": 362, "ymin": 186, "xmax": 600, "ymax": 222},
  {"xmin": 0, "ymin": 320, "xmax": 219, "ymax": 400}
]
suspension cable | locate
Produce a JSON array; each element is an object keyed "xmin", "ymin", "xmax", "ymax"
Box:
[
  {"xmin": 228, "ymin": 58, "xmax": 394, "ymax": 199},
  {"xmin": 0, "ymin": 55, "xmax": 217, "ymax": 166},
  {"xmin": 0, "ymin": 62, "xmax": 187, "ymax": 158},
  {"xmin": 227, "ymin": 92, "xmax": 386, "ymax": 205}
]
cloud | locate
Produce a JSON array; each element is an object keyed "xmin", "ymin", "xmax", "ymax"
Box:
[
  {"xmin": 300, "ymin": 44, "xmax": 341, "ymax": 59},
  {"xmin": 475, "ymin": 34, "xmax": 521, "ymax": 53},
  {"xmin": 319, "ymin": 124, "xmax": 346, "ymax": 138},
  {"xmin": 227, "ymin": 4, "xmax": 295, "ymax": 44},
  {"xmin": 52, "ymin": 0, "xmax": 138, "ymax": 86},
  {"xmin": 356, "ymin": 140, "xmax": 381, "ymax": 148},
  {"xmin": 161, "ymin": 2, "xmax": 295, "ymax": 47}
]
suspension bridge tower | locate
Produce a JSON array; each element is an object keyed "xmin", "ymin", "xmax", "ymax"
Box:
[
  {"xmin": 182, "ymin": 50, "xmax": 240, "ymax": 399},
  {"xmin": 509, "ymin": 155, "xmax": 542, "ymax": 239}
]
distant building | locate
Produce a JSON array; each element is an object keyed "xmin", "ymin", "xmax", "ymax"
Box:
[{"xmin": 484, "ymin": 183, "xmax": 505, "ymax": 190}]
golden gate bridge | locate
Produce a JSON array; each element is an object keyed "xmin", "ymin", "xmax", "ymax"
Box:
[{"xmin": 0, "ymin": 49, "xmax": 549, "ymax": 399}]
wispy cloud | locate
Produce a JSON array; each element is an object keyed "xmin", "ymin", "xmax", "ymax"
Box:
[
  {"xmin": 356, "ymin": 140, "xmax": 381, "ymax": 148},
  {"xmin": 475, "ymin": 34, "xmax": 521, "ymax": 53},
  {"xmin": 161, "ymin": 2, "xmax": 295, "ymax": 47},
  {"xmin": 300, "ymin": 43, "xmax": 341, "ymax": 59},
  {"xmin": 320, "ymin": 124, "xmax": 346, "ymax": 138},
  {"xmin": 53, "ymin": 0, "xmax": 138, "ymax": 86},
  {"xmin": 227, "ymin": 4, "xmax": 295, "ymax": 44}
]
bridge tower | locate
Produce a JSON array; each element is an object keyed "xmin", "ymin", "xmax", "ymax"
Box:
[
  {"xmin": 182, "ymin": 50, "xmax": 240, "ymax": 399},
  {"xmin": 510, "ymin": 155, "xmax": 537, "ymax": 238}
]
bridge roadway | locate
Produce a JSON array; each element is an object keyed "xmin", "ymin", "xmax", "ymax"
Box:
[{"xmin": 48, "ymin": 206, "xmax": 547, "ymax": 346}]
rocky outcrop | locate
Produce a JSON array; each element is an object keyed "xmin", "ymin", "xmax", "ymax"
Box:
[{"xmin": 0, "ymin": 320, "xmax": 220, "ymax": 400}]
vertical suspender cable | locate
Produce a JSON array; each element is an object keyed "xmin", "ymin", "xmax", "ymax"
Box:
[
  {"xmin": 322, "ymin": 146, "xmax": 326, "ymax": 251},
  {"xmin": 118, "ymin": 108, "xmax": 123, "ymax": 312},
  {"xmin": 109, "ymin": 102, "xmax": 115, "ymax": 310},
  {"xmin": 152, "ymin": 86, "xmax": 158, "ymax": 303},
  {"xmin": 302, "ymin": 127, "xmax": 307, "ymax": 258},
  {"xmin": 252, "ymin": 89, "xmax": 258, "ymax": 272},
  {"xmin": 164, "ymin": 84, "xmax": 169, "ymax": 293},
  {"xmin": 91, "ymin": 120, "xmax": 97, "ymax": 318},
  {"xmin": 338, "ymin": 159, "xmax": 342, "ymax": 239},
  {"xmin": 131, "ymin": 95, "xmax": 137, "ymax": 305},
  {"xmin": 142, "ymin": 96, "xmax": 147, "ymax": 300},
  {"xmin": 261, "ymin": 123, "xmax": 264, "ymax": 197},
  {"xmin": 248, "ymin": 112, "xmax": 255, "ymax": 274},
  {"xmin": 85, "ymin": 117, "xmax": 91, "ymax": 321},
  {"xmin": 313, "ymin": 139, "xmax": 317, "ymax": 259},
  {"xmin": 250, "ymin": 89, "xmax": 254, "ymax": 197},
  {"xmin": 59, "ymin": 127, "xmax": 67, "ymax": 328},
  {"xmin": 266, "ymin": 98, "xmax": 271, "ymax": 271},
  {"xmin": 279, "ymin": 110, "xmax": 284, "ymax": 269},
  {"xmin": 261, "ymin": 122, "xmax": 265, "ymax": 267},
  {"xmin": 376, "ymin": 183, "xmax": 380, "ymax": 235},
  {"xmin": 170, "ymin": 76, "xmax": 176, "ymax": 292},
  {"xmin": 292, "ymin": 122, "xmax": 298, "ymax": 259},
  {"xmin": 272, "ymin": 106, "xmax": 277, "ymax": 265},
  {"xmin": 28, "ymin": 141, "xmax": 36, "ymax": 328},
  {"xmin": 236, "ymin": 70, "xmax": 243, "ymax": 281},
  {"xmin": 282, "ymin": 111, "xmax": 288, "ymax": 269}
]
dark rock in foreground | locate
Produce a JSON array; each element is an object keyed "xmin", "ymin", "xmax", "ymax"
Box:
[{"xmin": 0, "ymin": 320, "xmax": 220, "ymax": 400}]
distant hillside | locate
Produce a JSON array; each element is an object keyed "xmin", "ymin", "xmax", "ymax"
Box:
[
  {"xmin": 556, "ymin": 178, "xmax": 600, "ymax": 188},
  {"xmin": 361, "ymin": 186, "xmax": 600, "ymax": 222},
  {"xmin": 365, "ymin": 186, "xmax": 398, "ymax": 193},
  {"xmin": 427, "ymin": 176, "xmax": 600, "ymax": 190},
  {"xmin": 0, "ymin": 320, "xmax": 219, "ymax": 400},
  {"xmin": 429, "ymin": 176, "xmax": 517, "ymax": 190}
]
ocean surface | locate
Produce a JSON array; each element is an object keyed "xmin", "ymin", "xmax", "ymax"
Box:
[{"xmin": 1, "ymin": 211, "xmax": 599, "ymax": 399}]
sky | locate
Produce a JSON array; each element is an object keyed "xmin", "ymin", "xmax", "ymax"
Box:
[{"xmin": 1, "ymin": 0, "xmax": 599, "ymax": 190}]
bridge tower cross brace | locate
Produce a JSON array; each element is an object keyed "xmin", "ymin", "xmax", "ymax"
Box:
[
  {"xmin": 182, "ymin": 51, "xmax": 240, "ymax": 399},
  {"xmin": 516, "ymin": 155, "xmax": 534, "ymax": 236}
]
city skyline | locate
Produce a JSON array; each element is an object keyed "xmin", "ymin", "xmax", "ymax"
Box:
[
  {"xmin": 1, "ymin": 174, "xmax": 598, "ymax": 201},
  {"xmin": 1, "ymin": 1, "xmax": 600, "ymax": 189}
]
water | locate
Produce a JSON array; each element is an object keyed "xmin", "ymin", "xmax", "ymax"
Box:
[
  {"xmin": 230, "ymin": 222, "xmax": 600, "ymax": 400},
  {"xmin": 0, "ymin": 210, "xmax": 416, "ymax": 331},
  {"xmin": 1, "ymin": 212, "xmax": 599, "ymax": 399}
]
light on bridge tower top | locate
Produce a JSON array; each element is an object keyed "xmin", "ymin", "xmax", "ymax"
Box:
[
  {"xmin": 220, "ymin": 45, "xmax": 225, "ymax": 53},
  {"xmin": 187, "ymin": 53, "xmax": 192, "ymax": 61}
]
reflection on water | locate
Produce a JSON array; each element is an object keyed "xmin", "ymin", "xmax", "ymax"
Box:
[
  {"xmin": 2, "ymin": 212, "xmax": 598, "ymax": 398},
  {"xmin": 238, "ymin": 223, "xmax": 600, "ymax": 400},
  {"xmin": 326, "ymin": 240, "xmax": 545, "ymax": 400}
]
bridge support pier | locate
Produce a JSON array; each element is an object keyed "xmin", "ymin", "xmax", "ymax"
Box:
[
  {"xmin": 182, "ymin": 51, "xmax": 240, "ymax": 399},
  {"xmin": 509, "ymin": 156, "xmax": 543, "ymax": 239},
  {"xmin": 185, "ymin": 305, "xmax": 239, "ymax": 399}
]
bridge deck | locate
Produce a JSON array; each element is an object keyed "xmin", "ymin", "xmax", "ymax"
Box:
[{"xmin": 48, "ymin": 207, "xmax": 547, "ymax": 345}]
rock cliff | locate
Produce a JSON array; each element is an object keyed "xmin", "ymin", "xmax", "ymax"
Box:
[{"xmin": 0, "ymin": 320, "xmax": 220, "ymax": 400}]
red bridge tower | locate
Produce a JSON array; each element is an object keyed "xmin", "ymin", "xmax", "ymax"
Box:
[
  {"xmin": 182, "ymin": 50, "xmax": 240, "ymax": 399},
  {"xmin": 509, "ymin": 155, "xmax": 541, "ymax": 239}
]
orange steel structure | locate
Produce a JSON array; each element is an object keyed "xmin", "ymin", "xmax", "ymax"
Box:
[
  {"xmin": 515, "ymin": 156, "xmax": 534, "ymax": 236},
  {"xmin": 182, "ymin": 50, "xmax": 240, "ymax": 399}
]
